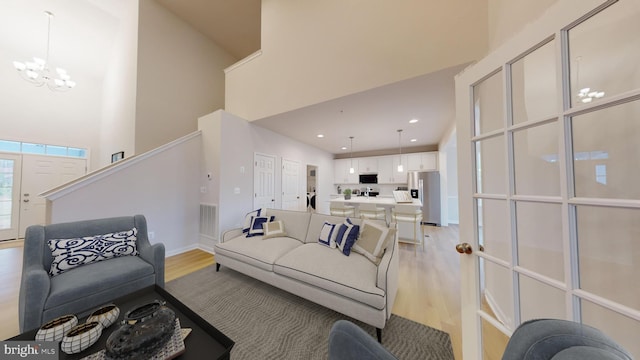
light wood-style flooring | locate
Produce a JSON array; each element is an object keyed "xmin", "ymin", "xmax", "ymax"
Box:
[{"xmin": 0, "ymin": 225, "xmax": 463, "ymax": 359}]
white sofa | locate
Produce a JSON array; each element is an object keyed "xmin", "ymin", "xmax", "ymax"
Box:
[{"xmin": 214, "ymin": 208, "xmax": 399, "ymax": 341}]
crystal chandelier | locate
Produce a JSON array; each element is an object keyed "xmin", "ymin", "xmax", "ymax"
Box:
[{"xmin": 12, "ymin": 11, "xmax": 76, "ymax": 91}]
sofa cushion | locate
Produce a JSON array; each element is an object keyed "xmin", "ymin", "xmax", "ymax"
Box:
[
  {"xmin": 352, "ymin": 220, "xmax": 392, "ymax": 265},
  {"xmin": 48, "ymin": 228, "xmax": 139, "ymax": 276},
  {"xmin": 274, "ymin": 243, "xmax": 385, "ymax": 309},
  {"xmin": 263, "ymin": 220, "xmax": 287, "ymax": 239},
  {"xmin": 45, "ymin": 255, "xmax": 154, "ymax": 310},
  {"xmin": 266, "ymin": 209, "xmax": 312, "ymax": 242},
  {"xmin": 215, "ymin": 235, "xmax": 303, "ymax": 271}
]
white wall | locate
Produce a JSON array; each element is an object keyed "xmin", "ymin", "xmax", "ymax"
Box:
[
  {"xmin": 198, "ymin": 110, "xmax": 335, "ymax": 244},
  {"xmin": 135, "ymin": 0, "xmax": 237, "ymax": 154},
  {"xmin": 48, "ymin": 133, "xmax": 202, "ymax": 256},
  {"xmin": 225, "ymin": 0, "xmax": 488, "ymax": 121},
  {"xmin": 99, "ymin": 1, "xmax": 139, "ymax": 168}
]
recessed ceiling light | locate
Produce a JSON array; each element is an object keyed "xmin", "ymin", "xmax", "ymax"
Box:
[
  {"xmin": 409, "ymin": 119, "xmax": 419, "ymax": 124},
  {"xmin": 410, "ymin": 138, "xmax": 417, "ymax": 142},
  {"xmin": 317, "ymin": 134, "xmax": 324, "ymax": 138},
  {"xmin": 340, "ymin": 146, "xmax": 347, "ymax": 150}
]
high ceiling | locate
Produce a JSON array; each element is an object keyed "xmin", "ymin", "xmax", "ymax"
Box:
[
  {"xmin": 4, "ymin": 0, "xmax": 463, "ymax": 156},
  {"xmin": 156, "ymin": 0, "xmax": 261, "ymax": 59},
  {"xmin": 153, "ymin": 0, "xmax": 463, "ymax": 155}
]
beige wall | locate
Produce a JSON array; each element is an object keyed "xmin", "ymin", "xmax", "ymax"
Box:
[
  {"xmin": 488, "ymin": 0, "xmax": 560, "ymax": 51},
  {"xmin": 99, "ymin": 1, "xmax": 139, "ymax": 168},
  {"xmin": 135, "ymin": 0, "xmax": 237, "ymax": 154},
  {"xmin": 226, "ymin": 0, "xmax": 489, "ymax": 121}
]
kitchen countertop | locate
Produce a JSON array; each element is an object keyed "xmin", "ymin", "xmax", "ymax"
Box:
[{"xmin": 329, "ymin": 196, "xmax": 422, "ymax": 207}]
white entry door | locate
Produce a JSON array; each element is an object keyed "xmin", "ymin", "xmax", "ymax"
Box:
[
  {"xmin": 282, "ymin": 158, "xmax": 300, "ymax": 210},
  {"xmin": 254, "ymin": 153, "xmax": 276, "ymax": 210},
  {"xmin": 19, "ymin": 155, "xmax": 86, "ymax": 236},
  {"xmin": 0, "ymin": 153, "xmax": 22, "ymax": 240},
  {"xmin": 456, "ymin": 1, "xmax": 640, "ymax": 359}
]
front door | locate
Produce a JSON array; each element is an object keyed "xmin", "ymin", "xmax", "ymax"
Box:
[
  {"xmin": 19, "ymin": 155, "xmax": 86, "ymax": 236},
  {"xmin": 456, "ymin": 1, "xmax": 640, "ymax": 358},
  {"xmin": 281, "ymin": 158, "xmax": 300, "ymax": 210},
  {"xmin": 0, "ymin": 153, "xmax": 22, "ymax": 240}
]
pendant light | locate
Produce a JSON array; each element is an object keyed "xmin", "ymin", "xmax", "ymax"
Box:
[
  {"xmin": 397, "ymin": 129, "xmax": 404, "ymax": 172},
  {"xmin": 349, "ymin": 136, "xmax": 355, "ymax": 174}
]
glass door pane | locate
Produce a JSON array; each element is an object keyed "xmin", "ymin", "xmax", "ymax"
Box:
[
  {"xmin": 511, "ymin": 40, "xmax": 558, "ymax": 124},
  {"xmin": 515, "ymin": 201, "xmax": 563, "ymax": 281},
  {"xmin": 576, "ymin": 205, "xmax": 640, "ymax": 310},
  {"xmin": 0, "ymin": 154, "xmax": 21, "ymax": 240},
  {"xmin": 513, "ymin": 122, "xmax": 561, "ymax": 196},
  {"xmin": 571, "ymin": 99, "xmax": 640, "ymax": 200},
  {"xmin": 568, "ymin": 1, "xmax": 640, "ymax": 108},
  {"xmin": 473, "ymin": 71, "xmax": 505, "ymax": 136}
]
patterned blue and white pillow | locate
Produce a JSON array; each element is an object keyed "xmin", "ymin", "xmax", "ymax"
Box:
[
  {"xmin": 242, "ymin": 209, "xmax": 262, "ymax": 233},
  {"xmin": 318, "ymin": 222, "xmax": 338, "ymax": 248},
  {"xmin": 335, "ymin": 219, "xmax": 360, "ymax": 256},
  {"xmin": 48, "ymin": 228, "xmax": 139, "ymax": 277},
  {"xmin": 246, "ymin": 216, "xmax": 275, "ymax": 237}
]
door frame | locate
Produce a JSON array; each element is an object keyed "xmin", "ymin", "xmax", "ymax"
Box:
[{"xmin": 253, "ymin": 152, "xmax": 277, "ymax": 210}]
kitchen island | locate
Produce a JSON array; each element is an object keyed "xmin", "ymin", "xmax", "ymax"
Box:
[{"xmin": 329, "ymin": 196, "xmax": 423, "ymax": 244}]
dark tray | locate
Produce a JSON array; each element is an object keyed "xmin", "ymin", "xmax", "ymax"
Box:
[{"xmin": 10, "ymin": 285, "xmax": 234, "ymax": 360}]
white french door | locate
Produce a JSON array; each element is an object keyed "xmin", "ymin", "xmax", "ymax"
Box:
[
  {"xmin": 281, "ymin": 158, "xmax": 301, "ymax": 211},
  {"xmin": 254, "ymin": 153, "xmax": 276, "ymax": 210},
  {"xmin": 0, "ymin": 153, "xmax": 22, "ymax": 240},
  {"xmin": 456, "ymin": 0, "xmax": 640, "ymax": 358}
]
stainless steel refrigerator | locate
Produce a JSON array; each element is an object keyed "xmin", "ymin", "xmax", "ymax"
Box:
[{"xmin": 407, "ymin": 171, "xmax": 441, "ymax": 226}]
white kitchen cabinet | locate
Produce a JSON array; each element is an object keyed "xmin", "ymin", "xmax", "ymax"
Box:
[
  {"xmin": 358, "ymin": 157, "xmax": 378, "ymax": 173},
  {"xmin": 407, "ymin": 152, "xmax": 438, "ymax": 171},
  {"xmin": 378, "ymin": 155, "xmax": 408, "ymax": 184},
  {"xmin": 334, "ymin": 158, "xmax": 359, "ymax": 184}
]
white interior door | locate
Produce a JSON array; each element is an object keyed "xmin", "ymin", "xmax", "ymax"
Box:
[
  {"xmin": 0, "ymin": 153, "xmax": 22, "ymax": 240},
  {"xmin": 282, "ymin": 158, "xmax": 300, "ymax": 210},
  {"xmin": 254, "ymin": 153, "xmax": 276, "ymax": 210},
  {"xmin": 456, "ymin": 1, "xmax": 640, "ymax": 358},
  {"xmin": 19, "ymin": 155, "xmax": 86, "ymax": 236}
]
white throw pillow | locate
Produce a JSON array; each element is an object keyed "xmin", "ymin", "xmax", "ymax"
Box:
[
  {"xmin": 48, "ymin": 228, "xmax": 139, "ymax": 276},
  {"xmin": 318, "ymin": 222, "xmax": 338, "ymax": 248}
]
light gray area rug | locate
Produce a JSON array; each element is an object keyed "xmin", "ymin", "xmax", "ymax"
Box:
[{"xmin": 165, "ymin": 266, "xmax": 454, "ymax": 360}]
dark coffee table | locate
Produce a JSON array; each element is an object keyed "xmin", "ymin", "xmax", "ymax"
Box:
[{"xmin": 9, "ymin": 285, "xmax": 234, "ymax": 359}]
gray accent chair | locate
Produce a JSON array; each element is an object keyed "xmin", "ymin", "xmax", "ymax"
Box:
[
  {"xmin": 19, "ymin": 215, "xmax": 165, "ymax": 332},
  {"xmin": 328, "ymin": 318, "xmax": 633, "ymax": 360}
]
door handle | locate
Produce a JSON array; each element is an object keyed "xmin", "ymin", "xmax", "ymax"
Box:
[{"xmin": 455, "ymin": 243, "xmax": 473, "ymax": 254}]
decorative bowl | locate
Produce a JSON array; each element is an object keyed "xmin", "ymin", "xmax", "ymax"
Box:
[
  {"xmin": 35, "ymin": 314, "xmax": 78, "ymax": 342},
  {"xmin": 87, "ymin": 304, "xmax": 120, "ymax": 329},
  {"xmin": 106, "ymin": 300, "xmax": 176, "ymax": 359},
  {"xmin": 61, "ymin": 321, "xmax": 102, "ymax": 354}
]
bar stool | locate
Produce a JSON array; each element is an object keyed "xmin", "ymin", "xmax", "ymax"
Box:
[
  {"xmin": 391, "ymin": 204, "xmax": 423, "ymax": 250},
  {"xmin": 358, "ymin": 203, "xmax": 387, "ymax": 223},
  {"xmin": 330, "ymin": 202, "xmax": 356, "ymax": 217}
]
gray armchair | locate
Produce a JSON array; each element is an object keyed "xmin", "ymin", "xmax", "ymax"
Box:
[
  {"xmin": 19, "ymin": 215, "xmax": 165, "ymax": 332},
  {"xmin": 328, "ymin": 318, "xmax": 633, "ymax": 360}
]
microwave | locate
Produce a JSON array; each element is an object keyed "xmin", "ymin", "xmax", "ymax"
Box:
[{"xmin": 359, "ymin": 174, "xmax": 378, "ymax": 184}]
